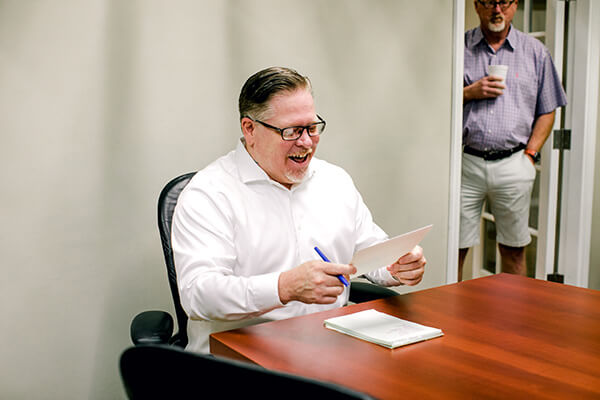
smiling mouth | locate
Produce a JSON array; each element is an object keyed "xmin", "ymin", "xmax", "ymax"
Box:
[{"xmin": 288, "ymin": 150, "xmax": 312, "ymax": 163}]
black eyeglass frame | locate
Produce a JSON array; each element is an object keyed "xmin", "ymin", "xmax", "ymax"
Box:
[
  {"xmin": 246, "ymin": 115, "xmax": 326, "ymax": 141},
  {"xmin": 477, "ymin": 0, "xmax": 515, "ymax": 10}
]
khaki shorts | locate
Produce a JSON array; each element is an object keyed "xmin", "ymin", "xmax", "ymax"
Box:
[{"xmin": 459, "ymin": 150, "xmax": 536, "ymax": 249}]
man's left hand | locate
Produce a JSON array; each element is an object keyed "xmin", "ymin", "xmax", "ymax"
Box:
[
  {"xmin": 526, "ymin": 154, "xmax": 536, "ymax": 166},
  {"xmin": 386, "ymin": 245, "xmax": 426, "ymax": 286}
]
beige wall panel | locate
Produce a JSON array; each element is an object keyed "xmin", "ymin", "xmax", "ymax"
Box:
[{"xmin": 0, "ymin": 1, "xmax": 454, "ymax": 398}]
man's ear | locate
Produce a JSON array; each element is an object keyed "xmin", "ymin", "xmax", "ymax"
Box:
[{"xmin": 240, "ymin": 117, "xmax": 255, "ymax": 147}]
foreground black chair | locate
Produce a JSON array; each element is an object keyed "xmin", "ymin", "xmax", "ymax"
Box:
[
  {"xmin": 130, "ymin": 172, "xmax": 397, "ymax": 347},
  {"xmin": 120, "ymin": 345, "xmax": 376, "ymax": 399}
]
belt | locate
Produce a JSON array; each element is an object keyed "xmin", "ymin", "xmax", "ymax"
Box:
[{"xmin": 463, "ymin": 143, "xmax": 526, "ymax": 161}]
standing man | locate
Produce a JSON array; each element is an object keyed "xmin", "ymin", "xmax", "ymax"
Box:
[
  {"xmin": 459, "ymin": 0, "xmax": 567, "ymax": 281},
  {"xmin": 172, "ymin": 67, "xmax": 427, "ymax": 353}
]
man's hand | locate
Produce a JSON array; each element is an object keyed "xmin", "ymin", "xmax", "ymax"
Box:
[
  {"xmin": 525, "ymin": 153, "xmax": 536, "ymax": 166},
  {"xmin": 387, "ymin": 245, "xmax": 426, "ymax": 286},
  {"xmin": 278, "ymin": 261, "xmax": 356, "ymax": 305},
  {"xmin": 463, "ymin": 76, "xmax": 505, "ymax": 102}
]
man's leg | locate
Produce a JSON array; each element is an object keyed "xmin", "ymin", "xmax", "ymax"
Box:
[
  {"xmin": 487, "ymin": 152, "xmax": 535, "ymax": 277},
  {"xmin": 458, "ymin": 248, "xmax": 469, "ymax": 281},
  {"xmin": 459, "ymin": 153, "xmax": 487, "ymax": 282},
  {"xmin": 498, "ymin": 244, "xmax": 526, "ymax": 275}
]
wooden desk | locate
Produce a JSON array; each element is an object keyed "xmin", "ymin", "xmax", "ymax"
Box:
[{"xmin": 210, "ymin": 274, "xmax": 600, "ymax": 399}]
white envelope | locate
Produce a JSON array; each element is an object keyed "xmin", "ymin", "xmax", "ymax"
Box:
[{"xmin": 350, "ymin": 224, "xmax": 433, "ymax": 278}]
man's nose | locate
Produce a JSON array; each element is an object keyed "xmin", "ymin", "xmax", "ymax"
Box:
[{"xmin": 295, "ymin": 128, "xmax": 313, "ymax": 147}]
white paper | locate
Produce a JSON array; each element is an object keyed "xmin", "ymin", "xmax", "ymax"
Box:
[
  {"xmin": 324, "ymin": 309, "xmax": 443, "ymax": 349},
  {"xmin": 350, "ymin": 224, "xmax": 433, "ymax": 278}
]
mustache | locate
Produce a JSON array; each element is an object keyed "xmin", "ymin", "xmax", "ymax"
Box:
[{"xmin": 288, "ymin": 148, "xmax": 313, "ymax": 157}]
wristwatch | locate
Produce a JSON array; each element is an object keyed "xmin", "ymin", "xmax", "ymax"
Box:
[{"xmin": 524, "ymin": 149, "xmax": 541, "ymax": 163}]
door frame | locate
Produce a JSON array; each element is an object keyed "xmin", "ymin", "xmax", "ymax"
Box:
[
  {"xmin": 448, "ymin": 0, "xmax": 599, "ymax": 287},
  {"xmin": 556, "ymin": 0, "xmax": 599, "ymax": 287},
  {"xmin": 446, "ymin": 0, "xmax": 465, "ymax": 283}
]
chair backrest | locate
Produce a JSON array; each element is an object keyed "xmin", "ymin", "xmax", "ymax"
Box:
[
  {"xmin": 156, "ymin": 172, "xmax": 398, "ymax": 348},
  {"xmin": 157, "ymin": 172, "xmax": 196, "ymax": 347},
  {"xmin": 119, "ymin": 345, "xmax": 376, "ymax": 400}
]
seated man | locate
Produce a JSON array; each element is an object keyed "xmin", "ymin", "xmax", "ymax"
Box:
[{"xmin": 172, "ymin": 66, "xmax": 427, "ymax": 353}]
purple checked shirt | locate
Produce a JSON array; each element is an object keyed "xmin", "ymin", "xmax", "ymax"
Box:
[{"xmin": 463, "ymin": 26, "xmax": 567, "ymax": 151}]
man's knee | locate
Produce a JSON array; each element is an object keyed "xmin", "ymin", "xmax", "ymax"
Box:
[
  {"xmin": 498, "ymin": 244, "xmax": 526, "ymax": 275},
  {"xmin": 498, "ymin": 243, "xmax": 525, "ymax": 255}
]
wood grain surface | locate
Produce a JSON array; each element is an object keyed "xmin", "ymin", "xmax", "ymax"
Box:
[{"xmin": 210, "ymin": 274, "xmax": 600, "ymax": 399}]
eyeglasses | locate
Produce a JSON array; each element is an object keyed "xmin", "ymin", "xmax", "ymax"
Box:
[
  {"xmin": 477, "ymin": 0, "xmax": 515, "ymax": 10},
  {"xmin": 247, "ymin": 115, "xmax": 326, "ymax": 141}
]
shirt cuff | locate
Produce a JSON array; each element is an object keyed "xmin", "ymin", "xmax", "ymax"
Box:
[
  {"xmin": 247, "ymin": 271, "xmax": 284, "ymax": 311},
  {"xmin": 364, "ymin": 266, "xmax": 402, "ymax": 287}
]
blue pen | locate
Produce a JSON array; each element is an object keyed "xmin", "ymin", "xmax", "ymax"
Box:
[{"xmin": 314, "ymin": 246, "xmax": 350, "ymax": 287}]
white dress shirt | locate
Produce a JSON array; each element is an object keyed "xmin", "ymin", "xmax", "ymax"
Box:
[{"xmin": 172, "ymin": 140, "xmax": 399, "ymax": 353}]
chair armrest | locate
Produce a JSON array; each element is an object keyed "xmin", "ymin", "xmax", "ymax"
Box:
[
  {"xmin": 130, "ymin": 311, "xmax": 174, "ymax": 345},
  {"xmin": 349, "ymin": 282, "xmax": 398, "ymax": 304}
]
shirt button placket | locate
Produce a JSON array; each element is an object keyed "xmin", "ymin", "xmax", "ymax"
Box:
[{"xmin": 288, "ymin": 191, "xmax": 302, "ymax": 262}]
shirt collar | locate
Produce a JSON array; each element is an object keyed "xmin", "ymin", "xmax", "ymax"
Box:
[
  {"xmin": 468, "ymin": 25, "xmax": 517, "ymax": 51},
  {"xmin": 504, "ymin": 25, "xmax": 517, "ymax": 50},
  {"xmin": 234, "ymin": 138, "xmax": 317, "ymax": 189},
  {"xmin": 467, "ymin": 26, "xmax": 487, "ymax": 49}
]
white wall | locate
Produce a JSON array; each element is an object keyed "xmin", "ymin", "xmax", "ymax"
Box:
[
  {"xmin": 590, "ymin": 74, "xmax": 600, "ymax": 291},
  {"xmin": 0, "ymin": 1, "xmax": 454, "ymax": 398}
]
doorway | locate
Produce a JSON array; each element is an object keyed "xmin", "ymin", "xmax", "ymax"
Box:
[{"xmin": 454, "ymin": 0, "xmax": 599, "ymax": 286}]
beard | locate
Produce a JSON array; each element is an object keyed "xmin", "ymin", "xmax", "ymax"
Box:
[
  {"xmin": 488, "ymin": 16, "xmax": 506, "ymax": 32},
  {"xmin": 284, "ymin": 166, "xmax": 309, "ymax": 185},
  {"xmin": 283, "ymin": 148, "xmax": 313, "ymax": 184}
]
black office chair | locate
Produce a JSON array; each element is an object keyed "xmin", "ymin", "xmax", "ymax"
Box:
[
  {"xmin": 129, "ymin": 172, "xmax": 397, "ymax": 347},
  {"xmin": 119, "ymin": 344, "xmax": 377, "ymax": 399}
]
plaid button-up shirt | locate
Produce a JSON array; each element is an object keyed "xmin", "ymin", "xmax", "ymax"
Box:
[{"xmin": 463, "ymin": 25, "xmax": 567, "ymax": 151}]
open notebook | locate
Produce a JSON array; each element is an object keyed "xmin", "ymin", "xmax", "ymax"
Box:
[{"xmin": 324, "ymin": 309, "xmax": 443, "ymax": 349}]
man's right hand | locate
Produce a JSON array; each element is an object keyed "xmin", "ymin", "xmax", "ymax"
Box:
[
  {"xmin": 278, "ymin": 261, "xmax": 356, "ymax": 305},
  {"xmin": 463, "ymin": 75, "xmax": 505, "ymax": 102}
]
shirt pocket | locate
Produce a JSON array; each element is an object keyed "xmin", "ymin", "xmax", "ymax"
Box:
[{"xmin": 513, "ymin": 62, "xmax": 538, "ymax": 109}]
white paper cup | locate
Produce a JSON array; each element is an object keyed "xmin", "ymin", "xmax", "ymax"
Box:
[{"xmin": 488, "ymin": 64, "xmax": 508, "ymax": 83}]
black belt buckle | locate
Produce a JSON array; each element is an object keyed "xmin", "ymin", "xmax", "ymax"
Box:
[
  {"xmin": 464, "ymin": 144, "xmax": 525, "ymax": 161},
  {"xmin": 483, "ymin": 149, "xmax": 507, "ymax": 161}
]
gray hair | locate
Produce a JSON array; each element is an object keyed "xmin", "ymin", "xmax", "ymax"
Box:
[{"xmin": 238, "ymin": 67, "xmax": 312, "ymax": 121}]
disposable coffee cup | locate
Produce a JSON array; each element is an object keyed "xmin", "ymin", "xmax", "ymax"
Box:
[{"xmin": 488, "ymin": 64, "xmax": 508, "ymax": 83}]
